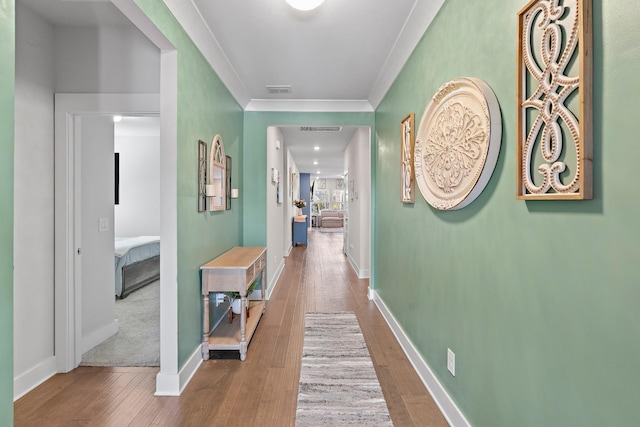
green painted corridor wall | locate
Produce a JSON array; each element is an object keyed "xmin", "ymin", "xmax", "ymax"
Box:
[
  {"xmin": 374, "ymin": 0, "xmax": 640, "ymax": 425},
  {"xmin": 133, "ymin": 0, "xmax": 244, "ymax": 367},
  {"xmin": 0, "ymin": 1, "xmax": 14, "ymax": 421}
]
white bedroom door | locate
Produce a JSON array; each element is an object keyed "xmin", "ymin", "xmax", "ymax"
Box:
[{"xmin": 76, "ymin": 115, "xmax": 117, "ymax": 363}]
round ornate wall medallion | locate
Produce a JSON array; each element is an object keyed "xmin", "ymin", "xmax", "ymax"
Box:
[{"xmin": 414, "ymin": 77, "xmax": 502, "ymax": 210}]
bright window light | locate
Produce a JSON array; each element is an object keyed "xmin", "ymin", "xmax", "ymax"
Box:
[
  {"xmin": 285, "ymin": 0, "xmax": 324, "ymax": 11},
  {"xmin": 113, "ymin": 115, "xmax": 123, "ymax": 123}
]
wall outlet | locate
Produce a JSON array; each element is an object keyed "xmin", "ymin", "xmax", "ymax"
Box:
[
  {"xmin": 447, "ymin": 348, "xmax": 456, "ymax": 376},
  {"xmin": 99, "ymin": 218, "xmax": 109, "ymax": 232}
]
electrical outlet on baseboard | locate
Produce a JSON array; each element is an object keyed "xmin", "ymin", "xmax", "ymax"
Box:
[{"xmin": 447, "ymin": 348, "xmax": 456, "ymax": 376}]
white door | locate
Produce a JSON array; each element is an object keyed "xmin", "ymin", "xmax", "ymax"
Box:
[{"xmin": 76, "ymin": 115, "xmax": 117, "ymax": 362}]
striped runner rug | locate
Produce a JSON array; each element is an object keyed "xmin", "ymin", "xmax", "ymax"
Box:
[{"xmin": 295, "ymin": 312, "xmax": 393, "ymax": 426}]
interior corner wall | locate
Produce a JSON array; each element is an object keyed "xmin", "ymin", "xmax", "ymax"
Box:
[
  {"xmin": 54, "ymin": 25, "xmax": 160, "ymax": 93},
  {"xmin": 344, "ymin": 127, "xmax": 371, "ymax": 277},
  {"xmin": 374, "ymin": 0, "xmax": 640, "ymax": 425},
  {"xmin": 284, "ymin": 149, "xmax": 299, "ymax": 237},
  {"xmin": 0, "ymin": 1, "xmax": 15, "ymax": 422},
  {"xmin": 266, "ymin": 126, "xmax": 285, "ymax": 292},
  {"xmin": 132, "ymin": 0, "xmax": 244, "ymax": 368},
  {"xmin": 14, "ymin": 1, "xmax": 56, "ymax": 398}
]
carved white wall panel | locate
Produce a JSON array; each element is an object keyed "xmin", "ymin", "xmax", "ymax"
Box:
[
  {"xmin": 517, "ymin": 0, "xmax": 592, "ymax": 199},
  {"xmin": 414, "ymin": 78, "xmax": 502, "ymax": 210},
  {"xmin": 401, "ymin": 113, "xmax": 415, "ymax": 203}
]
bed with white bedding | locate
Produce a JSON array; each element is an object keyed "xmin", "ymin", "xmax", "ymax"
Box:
[{"xmin": 115, "ymin": 236, "xmax": 160, "ymax": 298}]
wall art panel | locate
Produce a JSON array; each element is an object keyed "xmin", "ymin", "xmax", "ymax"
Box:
[
  {"xmin": 414, "ymin": 78, "xmax": 502, "ymax": 210},
  {"xmin": 517, "ymin": 0, "xmax": 593, "ymax": 199},
  {"xmin": 401, "ymin": 113, "xmax": 415, "ymax": 203}
]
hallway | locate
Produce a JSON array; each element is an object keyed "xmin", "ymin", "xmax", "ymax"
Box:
[{"xmin": 14, "ymin": 229, "xmax": 447, "ymax": 426}]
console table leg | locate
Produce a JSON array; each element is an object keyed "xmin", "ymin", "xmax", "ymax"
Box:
[{"xmin": 202, "ymin": 294, "xmax": 210, "ymax": 360}]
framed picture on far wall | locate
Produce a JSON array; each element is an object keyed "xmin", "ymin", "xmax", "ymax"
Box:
[
  {"xmin": 336, "ymin": 178, "xmax": 344, "ymax": 189},
  {"xmin": 317, "ymin": 178, "xmax": 326, "ymax": 189}
]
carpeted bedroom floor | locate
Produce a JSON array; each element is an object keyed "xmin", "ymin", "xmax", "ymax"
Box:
[{"xmin": 80, "ymin": 280, "xmax": 159, "ymax": 367}]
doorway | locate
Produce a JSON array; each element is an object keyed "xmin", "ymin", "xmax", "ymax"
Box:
[
  {"xmin": 74, "ymin": 115, "xmax": 162, "ymax": 368},
  {"xmin": 53, "ymin": 1, "xmax": 181, "ymax": 395},
  {"xmin": 264, "ymin": 124, "xmax": 372, "ymax": 290}
]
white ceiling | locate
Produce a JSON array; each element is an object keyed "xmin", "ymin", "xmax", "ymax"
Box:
[{"xmin": 17, "ymin": 0, "xmax": 445, "ymax": 178}]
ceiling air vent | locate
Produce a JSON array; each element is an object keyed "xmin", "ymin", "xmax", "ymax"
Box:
[
  {"xmin": 299, "ymin": 126, "xmax": 343, "ymax": 132},
  {"xmin": 266, "ymin": 85, "xmax": 292, "ymax": 94}
]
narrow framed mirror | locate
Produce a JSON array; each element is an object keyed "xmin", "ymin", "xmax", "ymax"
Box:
[{"xmin": 207, "ymin": 135, "xmax": 226, "ymax": 211}]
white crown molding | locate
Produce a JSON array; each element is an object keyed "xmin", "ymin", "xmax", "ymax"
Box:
[
  {"xmin": 112, "ymin": 0, "xmax": 175, "ymax": 50},
  {"xmin": 245, "ymin": 99, "xmax": 374, "ymax": 112},
  {"xmin": 164, "ymin": 0, "xmax": 445, "ymax": 111},
  {"xmin": 367, "ymin": 0, "xmax": 446, "ymax": 109},
  {"xmin": 163, "ymin": 0, "xmax": 251, "ymax": 108}
]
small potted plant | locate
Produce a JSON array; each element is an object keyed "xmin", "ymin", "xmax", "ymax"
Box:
[
  {"xmin": 294, "ymin": 198, "xmax": 307, "ymax": 215},
  {"xmin": 225, "ymin": 279, "xmax": 259, "ymax": 322}
]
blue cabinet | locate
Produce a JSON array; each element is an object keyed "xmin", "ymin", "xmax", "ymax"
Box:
[{"xmin": 293, "ymin": 217, "xmax": 308, "ymax": 247}]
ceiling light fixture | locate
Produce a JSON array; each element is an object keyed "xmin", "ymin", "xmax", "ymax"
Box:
[
  {"xmin": 314, "ymin": 146, "xmax": 320, "ymax": 151},
  {"xmin": 285, "ymin": 0, "xmax": 324, "ymax": 11},
  {"xmin": 313, "ymin": 161, "xmax": 318, "ymax": 165}
]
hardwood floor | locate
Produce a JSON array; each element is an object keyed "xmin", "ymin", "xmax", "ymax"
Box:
[{"xmin": 14, "ymin": 229, "xmax": 448, "ymax": 426}]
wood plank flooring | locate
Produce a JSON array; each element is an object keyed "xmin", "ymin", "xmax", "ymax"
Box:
[{"xmin": 14, "ymin": 229, "xmax": 448, "ymax": 426}]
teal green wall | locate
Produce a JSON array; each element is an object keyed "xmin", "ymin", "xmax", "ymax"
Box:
[
  {"xmin": 0, "ymin": 2, "xmax": 14, "ymax": 422},
  {"xmin": 242, "ymin": 112, "xmax": 374, "ymax": 246},
  {"xmin": 375, "ymin": 0, "xmax": 640, "ymax": 425},
  {"xmin": 133, "ymin": 1, "xmax": 244, "ymax": 367}
]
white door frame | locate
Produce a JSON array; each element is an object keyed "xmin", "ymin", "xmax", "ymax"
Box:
[{"xmin": 54, "ymin": 0, "xmax": 182, "ymax": 395}]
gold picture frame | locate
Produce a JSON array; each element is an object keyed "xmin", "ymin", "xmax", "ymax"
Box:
[
  {"xmin": 401, "ymin": 113, "xmax": 415, "ymax": 203},
  {"xmin": 516, "ymin": 0, "xmax": 593, "ymax": 199}
]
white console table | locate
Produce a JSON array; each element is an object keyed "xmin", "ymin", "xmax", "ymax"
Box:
[{"xmin": 200, "ymin": 246, "xmax": 266, "ymax": 361}]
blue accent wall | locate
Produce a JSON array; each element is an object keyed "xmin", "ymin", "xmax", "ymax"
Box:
[{"xmin": 300, "ymin": 173, "xmax": 310, "ymax": 222}]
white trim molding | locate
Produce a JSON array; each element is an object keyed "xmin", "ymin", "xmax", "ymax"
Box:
[
  {"xmin": 267, "ymin": 257, "xmax": 286, "ymax": 300},
  {"xmin": 371, "ymin": 290, "xmax": 471, "ymax": 427},
  {"xmin": 367, "ymin": 0, "xmax": 446, "ymax": 108},
  {"xmin": 163, "ymin": 0, "xmax": 445, "ymax": 111},
  {"xmin": 162, "ymin": 0, "xmax": 250, "ymax": 107},
  {"xmin": 81, "ymin": 320, "xmax": 118, "ymax": 354},
  {"xmin": 155, "ymin": 346, "xmax": 202, "ymax": 396},
  {"xmin": 13, "ymin": 356, "xmax": 57, "ymax": 401},
  {"xmin": 346, "ymin": 251, "xmax": 369, "ymax": 279}
]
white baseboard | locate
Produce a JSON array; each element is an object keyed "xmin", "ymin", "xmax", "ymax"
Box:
[
  {"xmin": 81, "ymin": 320, "xmax": 119, "ymax": 354},
  {"xmin": 346, "ymin": 251, "xmax": 370, "ymax": 279},
  {"xmin": 155, "ymin": 346, "xmax": 202, "ymax": 396},
  {"xmin": 13, "ymin": 356, "xmax": 57, "ymax": 401},
  {"xmin": 371, "ymin": 290, "xmax": 471, "ymax": 427},
  {"xmin": 267, "ymin": 258, "xmax": 285, "ymax": 299}
]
